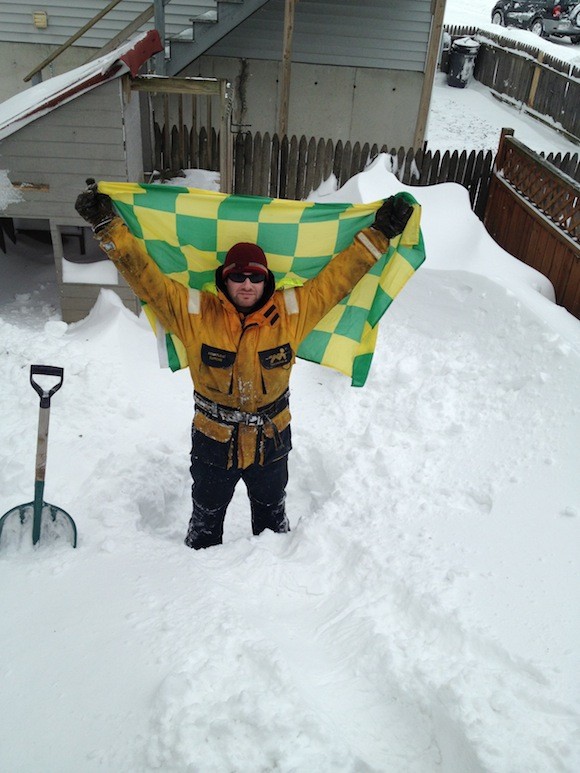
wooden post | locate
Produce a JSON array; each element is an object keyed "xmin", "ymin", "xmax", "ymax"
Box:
[
  {"xmin": 528, "ymin": 52, "xmax": 545, "ymax": 110},
  {"xmin": 494, "ymin": 127, "xmax": 514, "ymax": 171},
  {"xmin": 220, "ymin": 80, "xmax": 233, "ymax": 193},
  {"xmin": 278, "ymin": 0, "xmax": 297, "ymax": 139},
  {"xmin": 412, "ymin": 0, "xmax": 447, "ymax": 149},
  {"xmin": 484, "ymin": 127, "xmax": 514, "ymax": 227}
]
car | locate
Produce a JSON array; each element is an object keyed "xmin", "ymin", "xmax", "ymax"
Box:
[{"xmin": 491, "ymin": 0, "xmax": 580, "ymax": 41}]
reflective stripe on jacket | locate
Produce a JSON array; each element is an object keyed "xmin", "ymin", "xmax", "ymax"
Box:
[{"xmin": 96, "ymin": 219, "xmax": 388, "ymax": 468}]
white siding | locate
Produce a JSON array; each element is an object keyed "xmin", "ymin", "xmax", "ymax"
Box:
[{"xmin": 0, "ymin": 1, "xmax": 215, "ymax": 47}]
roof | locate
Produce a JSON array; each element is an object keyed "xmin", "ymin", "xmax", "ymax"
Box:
[{"xmin": 0, "ymin": 30, "xmax": 162, "ymax": 142}]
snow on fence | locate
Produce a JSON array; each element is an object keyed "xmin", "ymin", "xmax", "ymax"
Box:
[
  {"xmin": 444, "ymin": 25, "xmax": 580, "ymax": 141},
  {"xmin": 485, "ymin": 130, "xmax": 580, "ymax": 316}
]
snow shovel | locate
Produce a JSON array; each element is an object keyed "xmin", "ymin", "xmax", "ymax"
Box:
[{"xmin": 0, "ymin": 365, "xmax": 77, "ymax": 549}]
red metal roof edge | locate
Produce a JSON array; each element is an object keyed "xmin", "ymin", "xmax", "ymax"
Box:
[
  {"xmin": 19, "ymin": 63, "xmax": 125, "ymax": 127},
  {"xmin": 0, "ymin": 30, "xmax": 163, "ymax": 140},
  {"xmin": 119, "ymin": 29, "xmax": 163, "ymax": 77}
]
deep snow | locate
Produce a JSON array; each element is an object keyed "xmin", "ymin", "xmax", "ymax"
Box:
[
  {"xmin": 1, "ymin": 1, "xmax": 579, "ymax": 768},
  {"xmin": 0, "ymin": 156, "xmax": 579, "ymax": 771}
]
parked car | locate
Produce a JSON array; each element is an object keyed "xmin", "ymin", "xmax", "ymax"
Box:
[{"xmin": 491, "ymin": 0, "xmax": 580, "ymax": 41}]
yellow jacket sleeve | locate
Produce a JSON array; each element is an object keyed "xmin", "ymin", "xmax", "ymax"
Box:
[
  {"xmin": 95, "ymin": 218, "xmax": 191, "ymax": 341},
  {"xmin": 291, "ymin": 227, "xmax": 389, "ymax": 343}
]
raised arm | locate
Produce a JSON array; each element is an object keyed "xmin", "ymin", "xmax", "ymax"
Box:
[
  {"xmin": 75, "ymin": 181, "xmax": 190, "ymax": 339},
  {"xmin": 290, "ymin": 195, "xmax": 414, "ymax": 343}
]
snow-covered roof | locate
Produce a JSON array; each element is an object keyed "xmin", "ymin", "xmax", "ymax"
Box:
[{"xmin": 0, "ymin": 30, "xmax": 162, "ymax": 142}]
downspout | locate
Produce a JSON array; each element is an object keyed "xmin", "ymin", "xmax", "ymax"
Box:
[{"xmin": 413, "ymin": 0, "xmax": 447, "ymax": 148}]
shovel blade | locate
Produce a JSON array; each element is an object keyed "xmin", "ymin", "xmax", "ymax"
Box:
[{"xmin": 0, "ymin": 501, "xmax": 77, "ymax": 549}]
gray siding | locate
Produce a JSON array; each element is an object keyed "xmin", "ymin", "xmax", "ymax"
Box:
[
  {"xmin": 205, "ymin": 0, "xmax": 432, "ymax": 72},
  {"xmin": 0, "ymin": 78, "xmax": 142, "ymax": 220},
  {"xmin": 0, "ymin": 1, "xmax": 214, "ymax": 48},
  {"xmin": 0, "ymin": 42, "xmax": 95, "ymax": 103},
  {"xmin": 1, "ymin": 1, "xmax": 431, "ymax": 71}
]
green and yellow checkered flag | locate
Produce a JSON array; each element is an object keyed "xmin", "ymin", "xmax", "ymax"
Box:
[{"xmin": 98, "ymin": 182, "xmax": 425, "ymax": 387}]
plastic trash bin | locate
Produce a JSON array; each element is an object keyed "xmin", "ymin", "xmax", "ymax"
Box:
[{"xmin": 447, "ymin": 37, "xmax": 480, "ymax": 89}]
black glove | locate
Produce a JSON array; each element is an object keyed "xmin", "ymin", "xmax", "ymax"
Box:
[
  {"xmin": 372, "ymin": 195, "xmax": 414, "ymax": 239},
  {"xmin": 75, "ymin": 178, "xmax": 115, "ymax": 232}
]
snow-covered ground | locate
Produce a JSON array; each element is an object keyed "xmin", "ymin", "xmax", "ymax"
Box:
[
  {"xmin": 427, "ymin": 72, "xmax": 578, "ymax": 154},
  {"xmin": 1, "ymin": 155, "xmax": 579, "ymax": 771},
  {"xmin": 435, "ymin": 0, "xmax": 580, "ymax": 154},
  {"xmin": 0, "ymin": 2, "xmax": 579, "ymax": 770}
]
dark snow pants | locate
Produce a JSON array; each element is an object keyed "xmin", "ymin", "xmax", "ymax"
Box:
[{"xmin": 185, "ymin": 455, "xmax": 290, "ymax": 550}]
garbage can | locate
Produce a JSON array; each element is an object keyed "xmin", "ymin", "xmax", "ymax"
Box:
[{"xmin": 447, "ymin": 37, "xmax": 480, "ymax": 88}]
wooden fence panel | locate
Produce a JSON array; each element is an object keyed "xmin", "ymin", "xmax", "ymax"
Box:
[
  {"xmin": 446, "ymin": 25, "xmax": 580, "ymax": 140},
  {"xmin": 269, "ymin": 133, "xmax": 280, "ymax": 199},
  {"xmin": 286, "ymin": 136, "xmax": 298, "ymax": 201},
  {"xmin": 474, "ymin": 151, "xmax": 494, "ymax": 220},
  {"xmin": 152, "ymin": 117, "xmax": 578, "ymax": 197},
  {"xmin": 304, "ymin": 136, "xmax": 318, "ymax": 200},
  {"xmin": 295, "ymin": 135, "xmax": 308, "ymax": 201},
  {"xmin": 243, "ymin": 132, "xmax": 253, "ymax": 195},
  {"xmin": 226, "ymin": 132, "xmax": 503, "ymax": 219},
  {"xmin": 484, "ymin": 132, "xmax": 580, "ymax": 317},
  {"xmin": 251, "ymin": 132, "xmax": 263, "ymax": 196},
  {"xmin": 279, "ymin": 136, "xmax": 289, "ymax": 199}
]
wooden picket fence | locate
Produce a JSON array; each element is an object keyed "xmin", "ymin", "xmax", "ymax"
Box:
[
  {"xmin": 153, "ymin": 121, "xmax": 579, "ymax": 223},
  {"xmin": 153, "ymin": 124, "xmax": 220, "ymax": 178},
  {"xmin": 543, "ymin": 150, "xmax": 580, "ymax": 182},
  {"xmin": 153, "ymin": 123, "xmax": 495, "ymax": 218},
  {"xmin": 234, "ymin": 131, "xmax": 498, "ymax": 216}
]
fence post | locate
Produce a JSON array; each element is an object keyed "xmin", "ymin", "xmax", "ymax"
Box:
[
  {"xmin": 234, "ymin": 132, "xmax": 245, "ymax": 193},
  {"xmin": 484, "ymin": 127, "xmax": 514, "ymax": 228},
  {"xmin": 270, "ymin": 133, "xmax": 280, "ymax": 198},
  {"xmin": 528, "ymin": 52, "xmax": 545, "ymax": 110},
  {"xmin": 494, "ymin": 128, "xmax": 514, "ymax": 172}
]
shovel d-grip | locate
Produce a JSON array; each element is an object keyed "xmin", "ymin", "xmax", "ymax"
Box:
[{"xmin": 0, "ymin": 365, "xmax": 78, "ymax": 549}]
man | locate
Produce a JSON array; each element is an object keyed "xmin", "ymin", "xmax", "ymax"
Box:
[{"xmin": 75, "ymin": 182, "xmax": 412, "ymax": 549}]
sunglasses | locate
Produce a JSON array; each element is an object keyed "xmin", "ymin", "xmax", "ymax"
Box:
[{"xmin": 226, "ymin": 272, "xmax": 266, "ymax": 284}]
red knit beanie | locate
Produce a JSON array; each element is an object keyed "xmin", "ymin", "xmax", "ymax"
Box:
[{"xmin": 223, "ymin": 242, "xmax": 268, "ymax": 278}]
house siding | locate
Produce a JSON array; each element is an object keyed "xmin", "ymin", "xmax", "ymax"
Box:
[
  {"xmin": 1, "ymin": 79, "xmax": 138, "ymax": 220},
  {"xmin": 204, "ymin": 0, "xmax": 432, "ymax": 72},
  {"xmin": 1, "ymin": 77, "xmax": 145, "ymax": 322},
  {"xmin": 179, "ymin": 0, "xmax": 434, "ymax": 146},
  {"xmin": 191, "ymin": 55, "xmax": 424, "ymax": 147},
  {"xmin": 0, "ymin": 1, "xmax": 214, "ymax": 47},
  {"xmin": 1, "ymin": 1, "xmax": 431, "ymax": 71}
]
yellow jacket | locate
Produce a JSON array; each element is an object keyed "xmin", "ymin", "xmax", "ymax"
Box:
[{"xmin": 96, "ymin": 218, "xmax": 388, "ymax": 468}]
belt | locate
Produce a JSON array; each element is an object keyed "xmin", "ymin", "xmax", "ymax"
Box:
[{"xmin": 194, "ymin": 389, "xmax": 290, "ymax": 427}]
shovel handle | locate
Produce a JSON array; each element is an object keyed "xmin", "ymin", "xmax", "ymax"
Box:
[{"xmin": 30, "ymin": 365, "xmax": 64, "ymax": 409}]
